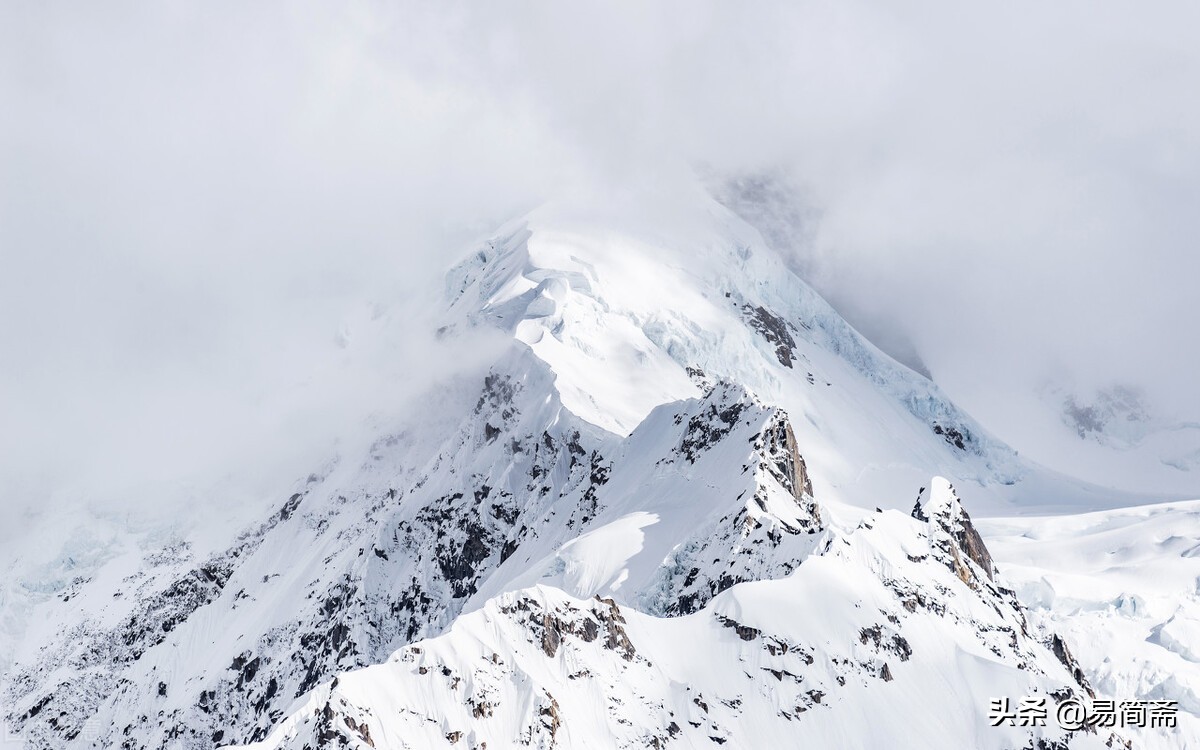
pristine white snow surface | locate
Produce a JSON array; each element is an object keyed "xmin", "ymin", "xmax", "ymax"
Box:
[{"xmin": 981, "ymin": 500, "xmax": 1200, "ymax": 749}]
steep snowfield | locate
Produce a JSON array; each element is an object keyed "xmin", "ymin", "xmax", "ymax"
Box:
[
  {"xmin": 443, "ymin": 200, "xmax": 1022, "ymax": 510},
  {"xmin": 1, "ymin": 192, "xmax": 1190, "ymax": 749}
]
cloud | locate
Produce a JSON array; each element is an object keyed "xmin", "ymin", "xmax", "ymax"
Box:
[
  {"xmin": 2, "ymin": 0, "xmax": 1198, "ymax": 532},
  {"xmin": 0, "ymin": 1, "xmax": 560, "ymax": 534}
]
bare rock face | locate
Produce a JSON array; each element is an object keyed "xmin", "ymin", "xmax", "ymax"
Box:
[
  {"xmin": 1049, "ymin": 633, "xmax": 1095, "ymax": 698},
  {"xmin": 741, "ymin": 304, "xmax": 798, "ymax": 368},
  {"xmin": 911, "ymin": 478, "xmax": 995, "ymax": 583},
  {"xmin": 756, "ymin": 413, "xmax": 818, "ymax": 526},
  {"xmin": 646, "ymin": 383, "xmax": 826, "ymax": 616}
]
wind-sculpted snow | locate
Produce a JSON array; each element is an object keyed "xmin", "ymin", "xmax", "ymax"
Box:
[{"xmin": 231, "ymin": 483, "xmax": 1121, "ymax": 750}]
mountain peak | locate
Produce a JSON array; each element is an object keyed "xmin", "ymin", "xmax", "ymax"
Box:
[
  {"xmin": 913, "ymin": 477, "xmax": 996, "ymax": 583},
  {"xmin": 439, "ymin": 197, "xmax": 1021, "ymax": 511}
]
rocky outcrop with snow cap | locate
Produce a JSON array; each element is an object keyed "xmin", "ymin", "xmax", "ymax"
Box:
[{"xmin": 912, "ymin": 477, "xmax": 996, "ymax": 585}]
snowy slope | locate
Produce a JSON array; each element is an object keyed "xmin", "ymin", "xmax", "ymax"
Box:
[
  {"xmin": 710, "ymin": 170, "xmax": 1200, "ymax": 500},
  {"xmin": 232, "ymin": 480, "xmax": 1117, "ymax": 750},
  {"xmin": 982, "ymin": 500, "xmax": 1200, "ymax": 750},
  {"xmin": 441, "ymin": 199, "xmax": 1024, "ymax": 509},
  {"xmin": 1, "ymin": 355, "xmax": 831, "ymax": 748},
  {"xmin": 467, "ymin": 380, "xmax": 823, "ymax": 617},
  {"xmin": 1, "ymin": 192, "xmax": 1186, "ymax": 749},
  {"xmin": 440, "ymin": 197, "xmax": 1171, "ymax": 516}
]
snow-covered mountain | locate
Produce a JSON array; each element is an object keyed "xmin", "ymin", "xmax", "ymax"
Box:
[
  {"xmin": 2, "ymin": 192, "xmax": 1193, "ymax": 749},
  {"xmin": 1037, "ymin": 382, "xmax": 1200, "ymax": 482},
  {"xmin": 709, "ymin": 170, "xmax": 1200, "ymax": 501},
  {"xmin": 234, "ymin": 480, "xmax": 1114, "ymax": 750}
]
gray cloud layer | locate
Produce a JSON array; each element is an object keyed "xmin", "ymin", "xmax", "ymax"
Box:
[{"xmin": 3, "ymin": 1, "xmax": 1198, "ymax": 530}]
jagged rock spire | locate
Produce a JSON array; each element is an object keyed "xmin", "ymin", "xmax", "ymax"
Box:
[{"xmin": 912, "ymin": 477, "xmax": 996, "ymax": 583}]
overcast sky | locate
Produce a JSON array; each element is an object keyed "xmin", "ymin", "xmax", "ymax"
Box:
[{"xmin": 3, "ymin": 0, "xmax": 1198, "ymax": 530}]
